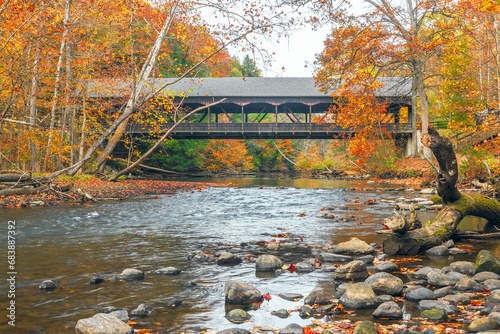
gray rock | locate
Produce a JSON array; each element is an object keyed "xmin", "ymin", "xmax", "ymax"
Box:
[
  {"xmin": 364, "ymin": 272, "xmax": 403, "ymax": 296},
  {"xmin": 443, "ymin": 239, "xmax": 455, "ymax": 248},
  {"xmin": 447, "ymin": 271, "xmax": 470, "ymax": 281},
  {"xmin": 488, "ymin": 290, "xmax": 500, "ymax": 303},
  {"xmin": 418, "ymin": 300, "xmax": 459, "ymax": 315},
  {"xmin": 339, "ymin": 283, "xmax": 378, "ymax": 309},
  {"xmin": 218, "ymin": 329, "xmax": 251, "ymax": 334},
  {"xmin": 406, "ymin": 287, "xmax": 435, "ymax": 302},
  {"xmin": 154, "ymin": 267, "xmax": 181, "ymax": 276},
  {"xmin": 99, "ymin": 306, "xmax": 124, "ymax": 314},
  {"xmin": 425, "ymin": 245, "xmax": 449, "ymax": 257},
  {"xmin": 225, "ymin": 280, "xmax": 262, "ymax": 305},
  {"xmin": 318, "ymin": 253, "xmax": 353, "ymax": 263},
  {"xmin": 376, "ymin": 295, "xmax": 394, "ymax": 304},
  {"xmin": 333, "ymin": 283, "xmax": 352, "ymax": 298},
  {"xmin": 468, "ymin": 317, "xmax": 500, "ymax": 332},
  {"xmin": 279, "ymin": 293, "xmax": 303, "ymax": 301},
  {"xmin": 271, "ymin": 309, "xmax": 290, "ymax": 318},
  {"xmin": 476, "ymin": 250, "xmax": 500, "ymax": 275},
  {"xmin": 190, "ymin": 254, "xmax": 216, "ymax": 263},
  {"xmin": 357, "ymin": 255, "xmax": 374, "ymax": 264},
  {"xmin": 455, "ymin": 278, "xmax": 484, "ymax": 292},
  {"xmin": 116, "ymin": 268, "xmax": 144, "ymax": 281},
  {"xmin": 375, "ymin": 261, "xmax": 399, "ymax": 273},
  {"xmin": 38, "ymin": 280, "xmax": 57, "ymax": 291},
  {"xmin": 75, "ymin": 313, "xmax": 133, "ymax": 334},
  {"xmin": 278, "ymin": 323, "xmax": 304, "ymax": 334},
  {"xmin": 485, "ymin": 280, "xmax": 500, "ymax": 291},
  {"xmin": 217, "ymin": 252, "xmax": 242, "ymax": 265},
  {"xmin": 427, "ymin": 272, "xmax": 460, "ymax": 287},
  {"xmin": 334, "ymin": 237, "xmax": 375, "ymax": 255},
  {"xmin": 408, "ymin": 266, "xmax": 440, "ymax": 279},
  {"xmin": 295, "ymin": 262, "xmax": 314, "ymax": 273},
  {"xmin": 225, "ymin": 309, "xmax": 251, "ymax": 323},
  {"xmin": 421, "ymin": 188, "xmax": 437, "ymax": 194},
  {"xmin": 130, "ymin": 304, "xmax": 153, "ymax": 318},
  {"xmin": 421, "ymin": 308, "xmax": 448, "ymax": 322},
  {"xmin": 304, "ymin": 287, "xmax": 330, "ymax": 305},
  {"xmin": 378, "ymin": 254, "xmax": 389, "ymax": 261},
  {"xmin": 256, "ymin": 255, "xmax": 282, "ymax": 272},
  {"xmin": 450, "ymin": 261, "xmax": 475, "ymax": 275},
  {"xmin": 353, "ymin": 320, "xmax": 379, "ymax": 334},
  {"xmin": 488, "ymin": 311, "xmax": 500, "ymax": 324},
  {"xmin": 474, "ymin": 272, "xmax": 500, "ymax": 282},
  {"xmin": 333, "ymin": 260, "xmax": 369, "ymax": 282},
  {"xmin": 449, "ymin": 247, "xmax": 467, "ymax": 255},
  {"xmin": 434, "ymin": 286, "xmax": 453, "ymax": 298},
  {"xmin": 372, "ymin": 301, "xmax": 402, "ymax": 319},
  {"xmin": 89, "ymin": 276, "xmax": 106, "ymax": 284},
  {"xmin": 107, "ymin": 310, "xmax": 129, "ymax": 322},
  {"xmin": 299, "ymin": 305, "xmax": 313, "ymax": 318},
  {"xmin": 443, "ymin": 294, "xmax": 471, "ymax": 305}
]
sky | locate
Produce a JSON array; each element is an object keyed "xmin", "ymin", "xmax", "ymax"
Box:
[{"xmin": 261, "ymin": 25, "xmax": 331, "ymax": 78}]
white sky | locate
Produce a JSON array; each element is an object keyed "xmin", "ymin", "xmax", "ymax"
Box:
[{"xmin": 261, "ymin": 25, "xmax": 331, "ymax": 78}]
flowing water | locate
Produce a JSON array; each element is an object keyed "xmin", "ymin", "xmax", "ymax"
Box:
[{"xmin": 0, "ymin": 178, "xmax": 498, "ymax": 334}]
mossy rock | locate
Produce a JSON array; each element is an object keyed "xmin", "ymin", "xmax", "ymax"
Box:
[
  {"xmin": 353, "ymin": 320, "xmax": 379, "ymax": 334},
  {"xmin": 430, "ymin": 196, "xmax": 443, "ymax": 204},
  {"xmin": 421, "ymin": 308, "xmax": 448, "ymax": 322},
  {"xmin": 476, "ymin": 249, "xmax": 500, "ymax": 275}
]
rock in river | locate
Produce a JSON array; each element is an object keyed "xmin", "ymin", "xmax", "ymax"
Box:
[
  {"xmin": 372, "ymin": 301, "xmax": 402, "ymax": 319},
  {"xmin": 375, "ymin": 261, "xmax": 399, "ymax": 273},
  {"xmin": 225, "ymin": 309, "xmax": 251, "ymax": 323},
  {"xmin": 116, "ymin": 268, "xmax": 145, "ymax": 281},
  {"xmin": 130, "ymin": 304, "xmax": 153, "ymax": 318},
  {"xmin": 225, "ymin": 280, "xmax": 262, "ymax": 305},
  {"xmin": 256, "ymin": 254, "xmax": 282, "ymax": 272},
  {"xmin": 364, "ymin": 272, "xmax": 403, "ymax": 296},
  {"xmin": 217, "ymin": 251, "xmax": 243, "ymax": 265},
  {"xmin": 353, "ymin": 320, "xmax": 379, "ymax": 334},
  {"xmin": 75, "ymin": 313, "xmax": 133, "ymax": 334},
  {"xmin": 333, "ymin": 260, "xmax": 369, "ymax": 282},
  {"xmin": 278, "ymin": 323, "xmax": 304, "ymax": 334},
  {"xmin": 304, "ymin": 287, "xmax": 330, "ymax": 305},
  {"xmin": 38, "ymin": 280, "xmax": 57, "ymax": 291},
  {"xmin": 339, "ymin": 283, "xmax": 378, "ymax": 309},
  {"xmin": 476, "ymin": 250, "xmax": 500, "ymax": 275},
  {"xmin": 318, "ymin": 253, "xmax": 353, "ymax": 263},
  {"xmin": 334, "ymin": 237, "xmax": 375, "ymax": 255},
  {"xmin": 154, "ymin": 267, "xmax": 181, "ymax": 276}
]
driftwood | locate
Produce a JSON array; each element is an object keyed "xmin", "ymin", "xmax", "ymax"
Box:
[{"xmin": 383, "ymin": 127, "xmax": 500, "ymax": 256}]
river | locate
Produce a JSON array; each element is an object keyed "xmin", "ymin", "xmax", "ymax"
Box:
[{"xmin": 0, "ymin": 178, "xmax": 498, "ymax": 333}]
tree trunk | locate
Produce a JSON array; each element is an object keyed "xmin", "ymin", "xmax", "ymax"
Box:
[
  {"xmin": 383, "ymin": 127, "xmax": 500, "ymax": 255},
  {"xmin": 29, "ymin": 46, "xmax": 40, "ymax": 172}
]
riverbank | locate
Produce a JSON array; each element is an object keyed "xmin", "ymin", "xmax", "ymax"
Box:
[{"xmin": 0, "ymin": 177, "xmax": 229, "ymax": 208}]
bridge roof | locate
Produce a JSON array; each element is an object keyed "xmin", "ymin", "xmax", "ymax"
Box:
[{"xmin": 87, "ymin": 77, "xmax": 411, "ymax": 99}]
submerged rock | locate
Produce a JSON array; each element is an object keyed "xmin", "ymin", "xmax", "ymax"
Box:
[{"xmin": 75, "ymin": 313, "xmax": 133, "ymax": 334}]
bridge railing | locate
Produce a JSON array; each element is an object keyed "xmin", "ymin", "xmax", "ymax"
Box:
[{"xmin": 127, "ymin": 122, "xmax": 412, "ymax": 134}]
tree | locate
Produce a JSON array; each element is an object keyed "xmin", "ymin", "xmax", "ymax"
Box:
[
  {"xmin": 315, "ymin": 0, "xmax": 456, "ymax": 159},
  {"xmin": 238, "ymin": 55, "xmax": 261, "ymax": 77}
]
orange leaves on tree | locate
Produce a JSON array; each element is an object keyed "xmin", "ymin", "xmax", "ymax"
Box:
[{"xmin": 202, "ymin": 140, "xmax": 254, "ymax": 172}]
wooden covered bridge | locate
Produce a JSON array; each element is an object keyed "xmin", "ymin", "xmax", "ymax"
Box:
[{"xmin": 89, "ymin": 76, "xmax": 413, "ymax": 142}]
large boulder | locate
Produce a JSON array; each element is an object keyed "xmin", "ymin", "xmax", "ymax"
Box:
[
  {"xmin": 225, "ymin": 280, "xmax": 262, "ymax": 305},
  {"xmin": 339, "ymin": 283, "xmax": 378, "ymax": 309},
  {"xmin": 364, "ymin": 272, "xmax": 403, "ymax": 296},
  {"xmin": 476, "ymin": 250, "xmax": 500, "ymax": 275},
  {"xmin": 255, "ymin": 255, "xmax": 282, "ymax": 272},
  {"xmin": 75, "ymin": 313, "xmax": 133, "ymax": 334},
  {"xmin": 334, "ymin": 237, "xmax": 375, "ymax": 255},
  {"xmin": 333, "ymin": 260, "xmax": 369, "ymax": 282},
  {"xmin": 304, "ymin": 287, "xmax": 330, "ymax": 305}
]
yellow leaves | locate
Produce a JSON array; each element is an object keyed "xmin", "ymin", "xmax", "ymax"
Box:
[{"xmin": 479, "ymin": 0, "xmax": 500, "ymax": 12}]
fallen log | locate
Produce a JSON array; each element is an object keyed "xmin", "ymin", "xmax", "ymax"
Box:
[{"xmin": 383, "ymin": 127, "xmax": 500, "ymax": 256}]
